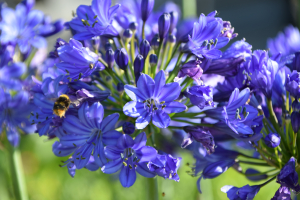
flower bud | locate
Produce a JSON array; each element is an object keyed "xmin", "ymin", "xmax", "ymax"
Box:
[
  {"xmin": 151, "ymin": 34, "xmax": 160, "ymax": 50},
  {"xmin": 122, "ymin": 122, "xmax": 135, "ymax": 135},
  {"xmin": 134, "ymin": 55, "xmax": 144, "ymax": 84},
  {"xmin": 149, "ymin": 54, "xmax": 157, "ymax": 67},
  {"xmin": 141, "ymin": 0, "xmax": 155, "ymax": 22},
  {"xmin": 158, "ymin": 13, "xmax": 171, "ymax": 40},
  {"xmin": 139, "ymin": 39, "xmax": 151, "ymax": 58},
  {"xmin": 291, "ymin": 112, "xmax": 300, "ymax": 133},
  {"xmin": 117, "ymin": 82, "xmax": 124, "ymax": 92},
  {"xmin": 123, "ymin": 29, "xmax": 133, "ymax": 39},
  {"xmin": 264, "ymin": 133, "xmax": 281, "ymax": 148},
  {"xmin": 168, "ymin": 34, "xmax": 176, "ymax": 44},
  {"xmin": 169, "ymin": 11, "xmax": 179, "ymax": 34},
  {"xmin": 105, "ymin": 42, "xmax": 112, "ymax": 51},
  {"xmin": 105, "ymin": 49, "xmax": 114, "ymax": 68},
  {"xmin": 114, "ymin": 48, "xmax": 129, "ymax": 70},
  {"xmin": 129, "ymin": 22, "xmax": 138, "ymax": 31},
  {"xmin": 292, "ymin": 52, "xmax": 300, "ymax": 72}
]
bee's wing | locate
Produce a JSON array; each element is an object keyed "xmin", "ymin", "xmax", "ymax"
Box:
[{"xmin": 71, "ymin": 100, "xmax": 81, "ymax": 107}]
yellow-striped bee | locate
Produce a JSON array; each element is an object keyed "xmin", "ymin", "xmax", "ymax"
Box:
[{"xmin": 53, "ymin": 94, "xmax": 71, "ymax": 118}]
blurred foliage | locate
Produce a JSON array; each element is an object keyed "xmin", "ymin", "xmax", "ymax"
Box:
[{"xmin": 0, "ymin": 134, "xmax": 279, "ymax": 200}]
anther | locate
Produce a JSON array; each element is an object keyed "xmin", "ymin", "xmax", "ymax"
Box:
[
  {"xmin": 89, "ymin": 63, "xmax": 94, "ymax": 69},
  {"xmin": 123, "ymin": 162, "xmax": 127, "ymax": 166}
]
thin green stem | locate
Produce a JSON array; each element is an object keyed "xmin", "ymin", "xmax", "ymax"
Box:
[
  {"xmin": 181, "ymin": 78, "xmax": 194, "ymax": 92},
  {"xmin": 160, "ymin": 41, "xmax": 169, "ymax": 70},
  {"xmin": 8, "ymin": 146, "xmax": 28, "ymax": 200},
  {"xmin": 166, "ymin": 52, "xmax": 184, "ymax": 83},
  {"xmin": 98, "ymin": 57, "xmax": 108, "ymax": 68},
  {"xmin": 237, "ymin": 160, "xmax": 270, "ymax": 166},
  {"xmin": 165, "ymin": 42, "xmax": 181, "ymax": 70},
  {"xmin": 156, "ymin": 39, "xmax": 164, "ymax": 68},
  {"xmin": 142, "ymin": 21, "xmax": 146, "ymax": 40},
  {"xmin": 260, "ymin": 175, "xmax": 278, "ymax": 187},
  {"xmin": 117, "ymin": 36, "xmax": 125, "ymax": 49},
  {"xmin": 124, "ymin": 70, "xmax": 131, "ymax": 84},
  {"xmin": 147, "ymin": 177, "xmax": 158, "ymax": 200},
  {"xmin": 266, "ymin": 98, "xmax": 280, "ymax": 134}
]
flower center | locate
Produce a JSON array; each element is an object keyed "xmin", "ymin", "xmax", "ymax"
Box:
[
  {"xmin": 143, "ymin": 98, "xmax": 166, "ymax": 112},
  {"xmin": 121, "ymin": 148, "xmax": 138, "ymax": 169}
]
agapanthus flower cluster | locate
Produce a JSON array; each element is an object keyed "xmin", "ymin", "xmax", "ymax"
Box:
[{"xmin": 2, "ymin": 0, "xmax": 300, "ymax": 199}]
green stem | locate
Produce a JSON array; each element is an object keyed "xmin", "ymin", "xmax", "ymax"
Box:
[
  {"xmin": 237, "ymin": 160, "xmax": 270, "ymax": 166},
  {"xmin": 259, "ymin": 175, "xmax": 278, "ymax": 187},
  {"xmin": 124, "ymin": 70, "xmax": 131, "ymax": 84},
  {"xmin": 266, "ymin": 98, "xmax": 280, "ymax": 134},
  {"xmin": 147, "ymin": 177, "xmax": 158, "ymax": 200},
  {"xmin": 117, "ymin": 36, "xmax": 125, "ymax": 49},
  {"xmin": 8, "ymin": 146, "xmax": 28, "ymax": 200},
  {"xmin": 165, "ymin": 42, "xmax": 180, "ymax": 70},
  {"xmin": 181, "ymin": 78, "xmax": 194, "ymax": 92},
  {"xmin": 160, "ymin": 41, "xmax": 169, "ymax": 70},
  {"xmin": 142, "ymin": 21, "xmax": 146, "ymax": 40},
  {"xmin": 156, "ymin": 39, "xmax": 164, "ymax": 67},
  {"xmin": 164, "ymin": 43, "xmax": 175, "ymax": 70},
  {"xmin": 166, "ymin": 52, "xmax": 184, "ymax": 83}
]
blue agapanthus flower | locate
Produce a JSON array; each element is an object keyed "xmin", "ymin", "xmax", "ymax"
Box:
[
  {"xmin": 267, "ymin": 25, "xmax": 300, "ymax": 57},
  {"xmin": 205, "ymin": 88, "xmax": 263, "ymax": 140},
  {"xmin": 245, "ymin": 50, "xmax": 279, "ymax": 98},
  {"xmin": 102, "ymin": 132, "xmax": 157, "ymax": 187},
  {"xmin": 60, "ymin": 102, "xmax": 122, "ymax": 169},
  {"xmin": 276, "ymin": 157, "xmax": 300, "ymax": 193},
  {"xmin": 184, "ymin": 11, "xmax": 231, "ymax": 59},
  {"xmin": 184, "ymin": 84, "xmax": 214, "ymax": 109},
  {"xmin": 57, "ymin": 38, "xmax": 105, "ymax": 81},
  {"xmin": 221, "ymin": 184, "xmax": 261, "ymax": 200},
  {"xmin": 0, "ymin": 89, "xmax": 35, "ymax": 146},
  {"xmin": 0, "ymin": 45, "xmax": 26, "ymax": 90},
  {"xmin": 0, "ymin": 0, "xmax": 63, "ymax": 53},
  {"xmin": 30, "ymin": 75, "xmax": 69, "ymax": 137},
  {"xmin": 68, "ymin": 0, "xmax": 120, "ymax": 40},
  {"xmin": 148, "ymin": 153, "xmax": 182, "ymax": 182},
  {"xmin": 123, "ymin": 70, "xmax": 186, "ymax": 129},
  {"xmin": 271, "ymin": 186, "xmax": 291, "ymax": 200}
]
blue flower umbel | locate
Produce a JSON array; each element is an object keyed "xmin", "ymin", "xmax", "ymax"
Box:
[
  {"xmin": 60, "ymin": 102, "xmax": 122, "ymax": 169},
  {"xmin": 102, "ymin": 132, "xmax": 157, "ymax": 187},
  {"xmin": 0, "ymin": 89, "xmax": 35, "ymax": 146},
  {"xmin": 0, "ymin": 0, "xmax": 63, "ymax": 53},
  {"xmin": 123, "ymin": 70, "xmax": 186, "ymax": 129}
]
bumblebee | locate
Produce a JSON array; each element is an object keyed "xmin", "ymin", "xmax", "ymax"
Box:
[{"xmin": 53, "ymin": 94, "xmax": 71, "ymax": 118}]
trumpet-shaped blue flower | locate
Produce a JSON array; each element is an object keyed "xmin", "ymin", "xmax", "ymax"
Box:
[
  {"xmin": 123, "ymin": 70, "xmax": 186, "ymax": 129},
  {"xmin": 286, "ymin": 70, "xmax": 300, "ymax": 99},
  {"xmin": 221, "ymin": 184, "xmax": 261, "ymax": 200},
  {"xmin": 0, "ymin": 89, "xmax": 35, "ymax": 146},
  {"xmin": 148, "ymin": 153, "xmax": 182, "ymax": 182},
  {"xmin": 30, "ymin": 75, "xmax": 69, "ymax": 137},
  {"xmin": 182, "ymin": 126, "xmax": 215, "ymax": 154},
  {"xmin": 277, "ymin": 157, "xmax": 300, "ymax": 193},
  {"xmin": 0, "ymin": 45, "xmax": 26, "ymax": 90},
  {"xmin": 267, "ymin": 25, "xmax": 300, "ymax": 57},
  {"xmin": 68, "ymin": 0, "xmax": 120, "ymax": 40},
  {"xmin": 0, "ymin": 0, "xmax": 62, "ymax": 53},
  {"xmin": 60, "ymin": 102, "xmax": 122, "ymax": 169},
  {"xmin": 102, "ymin": 132, "xmax": 157, "ymax": 187},
  {"xmin": 197, "ymin": 159, "xmax": 235, "ymax": 193},
  {"xmin": 205, "ymin": 88, "xmax": 263, "ymax": 141},
  {"xmin": 184, "ymin": 85, "xmax": 214, "ymax": 109},
  {"xmin": 56, "ymin": 39, "xmax": 104, "ymax": 81},
  {"xmin": 271, "ymin": 186, "xmax": 291, "ymax": 200},
  {"xmin": 245, "ymin": 50, "xmax": 279, "ymax": 98},
  {"xmin": 184, "ymin": 11, "xmax": 230, "ymax": 59}
]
